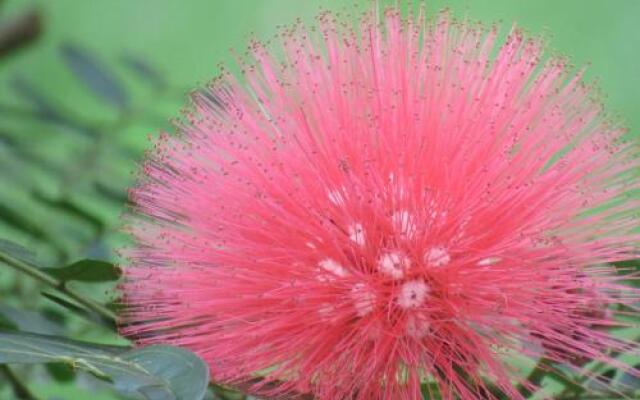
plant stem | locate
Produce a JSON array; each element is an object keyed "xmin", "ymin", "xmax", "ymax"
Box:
[
  {"xmin": 0, "ymin": 251, "xmax": 118, "ymax": 324},
  {"xmin": 0, "ymin": 365, "xmax": 40, "ymax": 400}
]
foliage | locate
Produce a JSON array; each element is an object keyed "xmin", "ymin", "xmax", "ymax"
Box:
[
  {"xmin": 0, "ymin": 331, "xmax": 209, "ymax": 400},
  {"xmin": 0, "ymin": 5, "xmax": 217, "ymax": 399}
]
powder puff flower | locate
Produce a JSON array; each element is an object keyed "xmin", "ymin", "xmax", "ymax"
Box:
[{"xmin": 120, "ymin": 6, "xmax": 640, "ymax": 400}]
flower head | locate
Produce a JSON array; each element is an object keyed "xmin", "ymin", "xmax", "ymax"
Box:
[{"xmin": 120, "ymin": 7, "xmax": 640, "ymax": 400}]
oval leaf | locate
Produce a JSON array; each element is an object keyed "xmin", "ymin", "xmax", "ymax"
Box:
[
  {"xmin": 44, "ymin": 259, "xmax": 120, "ymax": 282},
  {"xmin": 0, "ymin": 305, "xmax": 64, "ymax": 335},
  {"xmin": 0, "ymin": 331, "xmax": 209, "ymax": 400},
  {"xmin": 121, "ymin": 346, "xmax": 210, "ymax": 400}
]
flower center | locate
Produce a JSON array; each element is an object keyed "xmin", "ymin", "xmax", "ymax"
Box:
[
  {"xmin": 397, "ymin": 279, "xmax": 430, "ymax": 309},
  {"xmin": 377, "ymin": 251, "xmax": 411, "ymax": 279}
]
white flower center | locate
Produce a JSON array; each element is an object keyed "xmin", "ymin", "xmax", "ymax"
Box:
[
  {"xmin": 397, "ymin": 279, "xmax": 430, "ymax": 309},
  {"xmin": 377, "ymin": 251, "xmax": 411, "ymax": 279}
]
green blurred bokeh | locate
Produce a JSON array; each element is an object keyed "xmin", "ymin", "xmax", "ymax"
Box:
[
  {"xmin": 0, "ymin": 1, "xmax": 638, "ymax": 399},
  {"xmin": 3, "ymin": 0, "xmax": 640, "ymax": 133}
]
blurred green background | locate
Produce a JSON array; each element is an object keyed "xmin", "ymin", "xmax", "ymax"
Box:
[{"xmin": 0, "ymin": 0, "xmax": 638, "ymax": 399}]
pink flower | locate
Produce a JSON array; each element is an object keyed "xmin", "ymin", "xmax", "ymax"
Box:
[{"xmin": 120, "ymin": 7, "xmax": 640, "ymax": 400}]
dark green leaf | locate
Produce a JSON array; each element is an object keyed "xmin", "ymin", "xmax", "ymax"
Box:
[
  {"xmin": 45, "ymin": 259, "xmax": 120, "ymax": 282},
  {"xmin": 60, "ymin": 44, "xmax": 129, "ymax": 109},
  {"xmin": 46, "ymin": 362, "xmax": 76, "ymax": 382},
  {"xmin": 0, "ymin": 314, "xmax": 17, "ymax": 331},
  {"xmin": 0, "ymin": 331, "xmax": 125, "ymax": 359},
  {"xmin": 0, "ymin": 331, "xmax": 209, "ymax": 400},
  {"xmin": 421, "ymin": 382, "xmax": 442, "ymax": 399},
  {"xmin": 0, "ymin": 305, "xmax": 64, "ymax": 335},
  {"xmin": 612, "ymin": 259, "xmax": 640, "ymax": 271},
  {"xmin": 121, "ymin": 346, "xmax": 210, "ymax": 400},
  {"xmin": 41, "ymin": 307, "xmax": 67, "ymax": 326}
]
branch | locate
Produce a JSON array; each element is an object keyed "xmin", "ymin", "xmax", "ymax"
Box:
[
  {"xmin": 0, "ymin": 365, "xmax": 40, "ymax": 400},
  {"xmin": 0, "ymin": 251, "xmax": 118, "ymax": 324}
]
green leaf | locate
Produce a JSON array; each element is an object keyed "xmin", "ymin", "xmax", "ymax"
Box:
[
  {"xmin": 45, "ymin": 361, "xmax": 76, "ymax": 382},
  {"xmin": 44, "ymin": 259, "xmax": 120, "ymax": 282},
  {"xmin": 421, "ymin": 382, "xmax": 442, "ymax": 399},
  {"xmin": 0, "ymin": 305, "xmax": 64, "ymax": 335},
  {"xmin": 612, "ymin": 259, "xmax": 640, "ymax": 271},
  {"xmin": 122, "ymin": 346, "xmax": 210, "ymax": 400},
  {"xmin": 60, "ymin": 43, "xmax": 129, "ymax": 109},
  {"xmin": 0, "ymin": 331, "xmax": 210, "ymax": 400},
  {"xmin": 0, "ymin": 314, "xmax": 17, "ymax": 331},
  {"xmin": 0, "ymin": 240, "xmax": 119, "ymax": 283}
]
